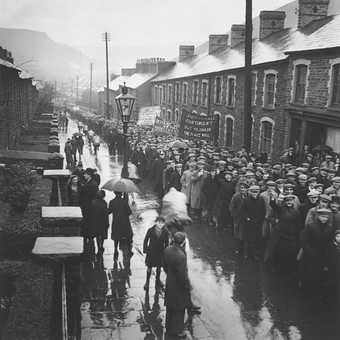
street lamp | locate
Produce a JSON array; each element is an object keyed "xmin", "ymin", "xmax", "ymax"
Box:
[{"xmin": 115, "ymin": 83, "xmax": 135, "ymax": 178}]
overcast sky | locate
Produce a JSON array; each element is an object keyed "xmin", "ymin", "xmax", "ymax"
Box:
[{"xmin": 1, "ymin": 0, "xmax": 293, "ymax": 47}]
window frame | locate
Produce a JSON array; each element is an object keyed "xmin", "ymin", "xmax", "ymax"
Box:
[
  {"xmin": 175, "ymin": 108, "xmax": 179, "ymax": 122},
  {"xmin": 328, "ymin": 58, "xmax": 340, "ymax": 108},
  {"xmin": 214, "ymin": 76, "xmax": 223, "ymax": 104},
  {"xmin": 291, "ymin": 59, "xmax": 310, "ymax": 105},
  {"xmin": 224, "ymin": 114, "xmax": 234, "ymax": 147},
  {"xmin": 192, "ymin": 79, "xmax": 199, "ymax": 105},
  {"xmin": 226, "ymin": 75, "xmax": 236, "ymax": 107},
  {"xmin": 175, "ymin": 82, "xmax": 180, "ymax": 103},
  {"xmin": 168, "ymin": 84, "xmax": 172, "ymax": 104},
  {"xmin": 259, "ymin": 117, "xmax": 275, "ymax": 157},
  {"xmin": 167, "ymin": 109, "xmax": 172, "ymax": 121},
  {"xmin": 162, "ymin": 85, "xmax": 166, "ymax": 104},
  {"xmin": 263, "ymin": 70, "xmax": 278, "ymax": 109},
  {"xmin": 182, "ymin": 82, "xmax": 188, "ymax": 105},
  {"xmin": 201, "ymin": 79, "xmax": 209, "ymax": 107}
]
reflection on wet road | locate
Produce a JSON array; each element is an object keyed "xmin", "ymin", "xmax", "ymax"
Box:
[{"xmin": 61, "ymin": 119, "xmax": 340, "ymax": 340}]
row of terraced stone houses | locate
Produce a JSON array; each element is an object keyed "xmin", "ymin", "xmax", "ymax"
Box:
[
  {"xmin": 0, "ymin": 47, "xmax": 39, "ymax": 149},
  {"xmin": 147, "ymin": 0, "xmax": 340, "ymax": 161}
]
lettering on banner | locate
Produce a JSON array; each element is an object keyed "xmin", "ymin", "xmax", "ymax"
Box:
[{"xmin": 178, "ymin": 110, "xmax": 218, "ymax": 142}]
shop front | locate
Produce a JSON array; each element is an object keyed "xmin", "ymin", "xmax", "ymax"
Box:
[{"xmin": 288, "ymin": 107, "xmax": 340, "ymax": 153}]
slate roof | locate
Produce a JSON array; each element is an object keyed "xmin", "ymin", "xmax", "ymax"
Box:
[
  {"xmin": 100, "ymin": 72, "xmax": 157, "ymax": 92},
  {"xmin": 0, "ymin": 58, "xmax": 20, "ymax": 71},
  {"xmin": 153, "ymin": 15, "xmax": 340, "ymax": 82}
]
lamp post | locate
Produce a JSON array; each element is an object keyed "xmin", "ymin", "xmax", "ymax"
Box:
[{"xmin": 115, "ymin": 83, "xmax": 135, "ymax": 178}]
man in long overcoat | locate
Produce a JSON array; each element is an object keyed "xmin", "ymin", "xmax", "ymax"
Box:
[
  {"xmin": 163, "ymin": 232, "xmax": 190, "ymax": 339},
  {"xmin": 89, "ymin": 190, "xmax": 109, "ymax": 255},
  {"xmin": 189, "ymin": 160, "xmax": 207, "ymax": 219},
  {"xmin": 108, "ymin": 191, "xmax": 133, "ymax": 260},
  {"xmin": 79, "ymin": 168, "xmax": 98, "ymax": 246},
  {"xmin": 241, "ymin": 185, "xmax": 266, "ymax": 260}
]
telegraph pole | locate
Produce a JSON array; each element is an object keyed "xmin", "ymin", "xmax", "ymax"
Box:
[
  {"xmin": 76, "ymin": 75, "xmax": 79, "ymax": 104},
  {"xmin": 89, "ymin": 62, "xmax": 93, "ymax": 112},
  {"xmin": 243, "ymin": 0, "xmax": 253, "ymax": 152},
  {"xmin": 103, "ymin": 32, "xmax": 111, "ymax": 119}
]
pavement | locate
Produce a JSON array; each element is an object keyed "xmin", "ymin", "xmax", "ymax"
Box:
[{"xmin": 60, "ymin": 118, "xmax": 340, "ymax": 340}]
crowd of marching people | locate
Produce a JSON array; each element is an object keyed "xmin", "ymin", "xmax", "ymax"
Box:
[
  {"xmin": 126, "ymin": 134, "xmax": 340, "ymax": 292},
  {"xmin": 62, "ymin": 113, "xmax": 340, "ymax": 338}
]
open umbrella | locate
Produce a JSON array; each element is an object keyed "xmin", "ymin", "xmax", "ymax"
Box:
[
  {"xmin": 102, "ymin": 178, "xmax": 140, "ymax": 193},
  {"xmin": 170, "ymin": 140, "xmax": 188, "ymax": 149},
  {"xmin": 312, "ymin": 145, "xmax": 333, "ymax": 153}
]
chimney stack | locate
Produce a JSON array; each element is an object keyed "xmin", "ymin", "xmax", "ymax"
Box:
[
  {"xmin": 179, "ymin": 45, "xmax": 195, "ymax": 62},
  {"xmin": 208, "ymin": 34, "xmax": 229, "ymax": 54},
  {"xmin": 298, "ymin": 0, "xmax": 329, "ymax": 29},
  {"xmin": 121, "ymin": 68, "xmax": 136, "ymax": 76},
  {"xmin": 230, "ymin": 25, "xmax": 246, "ymax": 48},
  {"xmin": 259, "ymin": 11, "xmax": 286, "ymax": 40}
]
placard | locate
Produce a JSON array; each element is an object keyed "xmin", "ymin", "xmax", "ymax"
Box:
[
  {"xmin": 178, "ymin": 111, "xmax": 217, "ymax": 142},
  {"xmin": 137, "ymin": 106, "xmax": 160, "ymax": 126},
  {"xmin": 154, "ymin": 117, "xmax": 178, "ymax": 136}
]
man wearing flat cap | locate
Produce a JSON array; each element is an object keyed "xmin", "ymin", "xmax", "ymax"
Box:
[
  {"xmin": 240, "ymin": 185, "xmax": 266, "ymax": 260},
  {"xmin": 325, "ymin": 177, "xmax": 340, "ymax": 197},
  {"xmin": 79, "ymin": 168, "xmax": 99, "ymax": 246},
  {"xmin": 163, "ymin": 232, "xmax": 190, "ymax": 338}
]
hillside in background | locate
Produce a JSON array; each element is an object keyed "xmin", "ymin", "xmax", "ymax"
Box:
[
  {"xmin": 0, "ymin": 28, "xmax": 90, "ymax": 83},
  {"xmin": 0, "ymin": 0, "xmax": 339, "ymax": 87}
]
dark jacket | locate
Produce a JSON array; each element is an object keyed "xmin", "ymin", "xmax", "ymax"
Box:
[
  {"xmin": 241, "ymin": 196, "xmax": 266, "ymax": 242},
  {"xmin": 89, "ymin": 198, "xmax": 109, "ymax": 238},
  {"xmin": 163, "ymin": 245, "xmax": 191, "ymax": 310},
  {"xmin": 79, "ymin": 178, "xmax": 98, "ymax": 214},
  {"xmin": 143, "ymin": 226, "xmax": 169, "ymax": 267},
  {"xmin": 108, "ymin": 196, "xmax": 133, "ymax": 241}
]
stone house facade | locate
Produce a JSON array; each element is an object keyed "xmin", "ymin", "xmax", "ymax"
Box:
[
  {"xmin": 0, "ymin": 47, "xmax": 38, "ymax": 149},
  {"xmin": 149, "ymin": 0, "xmax": 340, "ymax": 160}
]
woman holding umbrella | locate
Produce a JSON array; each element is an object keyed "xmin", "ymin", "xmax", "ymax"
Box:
[{"xmin": 103, "ymin": 178, "xmax": 139, "ymax": 261}]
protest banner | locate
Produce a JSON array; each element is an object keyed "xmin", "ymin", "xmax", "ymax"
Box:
[
  {"xmin": 154, "ymin": 117, "xmax": 178, "ymax": 136},
  {"xmin": 178, "ymin": 110, "xmax": 218, "ymax": 142},
  {"xmin": 137, "ymin": 106, "xmax": 160, "ymax": 126}
]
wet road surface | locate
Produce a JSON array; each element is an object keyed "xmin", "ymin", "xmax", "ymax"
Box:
[{"xmin": 60, "ymin": 119, "xmax": 340, "ymax": 340}]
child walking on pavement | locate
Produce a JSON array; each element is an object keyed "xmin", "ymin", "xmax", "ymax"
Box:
[{"xmin": 143, "ymin": 216, "xmax": 169, "ymax": 291}]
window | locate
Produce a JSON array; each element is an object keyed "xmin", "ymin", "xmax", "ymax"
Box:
[
  {"xmin": 193, "ymin": 80, "xmax": 199, "ymax": 105},
  {"xmin": 167, "ymin": 110, "xmax": 171, "ymax": 121},
  {"xmin": 162, "ymin": 108, "xmax": 166, "ymax": 120},
  {"xmin": 251, "ymin": 72, "xmax": 257, "ymax": 105},
  {"xmin": 168, "ymin": 84, "xmax": 172, "ymax": 104},
  {"xmin": 331, "ymin": 64, "xmax": 340, "ymax": 107},
  {"xmin": 175, "ymin": 109, "xmax": 179, "ymax": 122},
  {"xmin": 260, "ymin": 119, "xmax": 274, "ymax": 155},
  {"xmin": 215, "ymin": 76, "xmax": 222, "ymax": 104},
  {"xmin": 201, "ymin": 80, "xmax": 208, "ymax": 107},
  {"xmin": 227, "ymin": 76, "xmax": 236, "ymax": 107},
  {"xmin": 162, "ymin": 85, "xmax": 166, "ymax": 103},
  {"xmin": 225, "ymin": 116, "xmax": 234, "ymax": 147},
  {"xmin": 175, "ymin": 82, "xmax": 180, "ymax": 103},
  {"xmin": 294, "ymin": 64, "xmax": 308, "ymax": 104},
  {"xmin": 159, "ymin": 87, "xmax": 162, "ymax": 105},
  {"xmin": 264, "ymin": 72, "xmax": 277, "ymax": 107},
  {"xmin": 182, "ymin": 82, "xmax": 188, "ymax": 104},
  {"xmin": 154, "ymin": 86, "xmax": 158, "ymax": 104}
]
